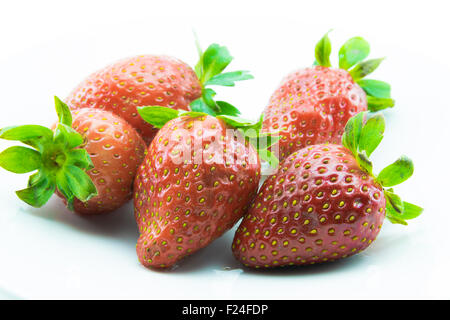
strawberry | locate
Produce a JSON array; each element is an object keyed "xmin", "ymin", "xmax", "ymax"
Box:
[
  {"xmin": 263, "ymin": 32, "xmax": 395, "ymax": 161},
  {"xmin": 132, "ymin": 104, "xmax": 278, "ymax": 268},
  {"xmin": 232, "ymin": 112, "xmax": 423, "ymax": 268},
  {"xmin": 67, "ymin": 43, "xmax": 252, "ymax": 144},
  {"xmin": 0, "ymin": 97, "xmax": 146, "ymax": 215}
]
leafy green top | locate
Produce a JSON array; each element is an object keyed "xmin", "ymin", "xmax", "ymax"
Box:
[
  {"xmin": 314, "ymin": 32, "xmax": 395, "ymax": 112},
  {"xmin": 342, "ymin": 111, "xmax": 423, "ymax": 225},
  {"xmin": 0, "ymin": 97, "xmax": 97, "ymax": 209},
  {"xmin": 138, "ymin": 106, "xmax": 280, "ymax": 168},
  {"xmin": 189, "ymin": 42, "xmax": 253, "ymax": 117}
]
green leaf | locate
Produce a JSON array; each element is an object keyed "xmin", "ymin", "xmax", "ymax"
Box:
[
  {"xmin": 356, "ymin": 151, "xmax": 373, "ymax": 175},
  {"xmin": 349, "ymin": 58, "xmax": 384, "ymax": 80},
  {"xmin": 56, "ymin": 173, "xmax": 75, "ymax": 210},
  {"xmin": 137, "ymin": 106, "xmax": 181, "ymax": 128},
  {"xmin": 204, "ymin": 71, "xmax": 253, "ymax": 87},
  {"xmin": 190, "ymin": 98, "xmax": 216, "ymax": 116},
  {"xmin": 217, "ymin": 115, "xmax": 254, "ymax": 128},
  {"xmin": 201, "ymin": 44, "xmax": 233, "ymax": 83},
  {"xmin": 367, "ymin": 96, "xmax": 395, "ymax": 111},
  {"xmin": 385, "ymin": 189, "xmax": 404, "ymax": 213},
  {"xmin": 16, "ymin": 175, "xmax": 55, "ymax": 208},
  {"xmin": 402, "ymin": 201, "xmax": 424, "ymax": 220},
  {"xmin": 54, "ymin": 96, "xmax": 73, "ymax": 126},
  {"xmin": 357, "ymin": 79, "xmax": 391, "ymax": 99},
  {"xmin": 377, "ymin": 156, "xmax": 414, "ymax": 187},
  {"xmin": 0, "ymin": 125, "xmax": 53, "ymax": 151},
  {"xmin": 384, "ymin": 190, "xmax": 422, "ymax": 225},
  {"xmin": 202, "ymin": 88, "xmax": 218, "ymax": 110},
  {"xmin": 342, "ymin": 112, "xmax": 365, "ymax": 156},
  {"xmin": 53, "ymin": 123, "xmax": 84, "ymax": 149},
  {"xmin": 338, "ymin": 37, "xmax": 370, "ymax": 70},
  {"xmin": 216, "ymin": 101, "xmax": 241, "ymax": 116},
  {"xmin": 66, "ymin": 149, "xmax": 94, "ymax": 170},
  {"xmin": 63, "ymin": 165, "xmax": 98, "ymax": 202},
  {"xmin": 386, "ymin": 214, "xmax": 408, "ymax": 225},
  {"xmin": 315, "ymin": 31, "xmax": 332, "ymax": 67},
  {"xmin": 358, "ymin": 113, "xmax": 385, "ymax": 157},
  {"xmin": 0, "ymin": 146, "xmax": 42, "ymax": 174}
]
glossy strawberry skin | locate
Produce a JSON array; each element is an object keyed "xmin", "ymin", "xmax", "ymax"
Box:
[
  {"xmin": 134, "ymin": 115, "xmax": 261, "ymax": 268},
  {"xmin": 57, "ymin": 108, "xmax": 147, "ymax": 215},
  {"xmin": 67, "ymin": 55, "xmax": 202, "ymax": 144},
  {"xmin": 232, "ymin": 144, "xmax": 385, "ymax": 268},
  {"xmin": 262, "ymin": 66, "xmax": 367, "ymax": 161}
]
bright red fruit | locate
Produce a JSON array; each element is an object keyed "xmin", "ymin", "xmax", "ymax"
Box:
[
  {"xmin": 65, "ymin": 108, "xmax": 146, "ymax": 214},
  {"xmin": 232, "ymin": 112, "xmax": 422, "ymax": 268},
  {"xmin": 67, "ymin": 55, "xmax": 202, "ymax": 144},
  {"xmin": 134, "ymin": 114, "xmax": 261, "ymax": 268},
  {"xmin": 262, "ymin": 33, "xmax": 394, "ymax": 161}
]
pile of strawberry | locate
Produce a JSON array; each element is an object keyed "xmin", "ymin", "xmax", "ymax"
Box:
[{"xmin": 0, "ymin": 33, "xmax": 423, "ymax": 270}]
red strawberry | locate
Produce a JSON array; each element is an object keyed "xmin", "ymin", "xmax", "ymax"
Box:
[
  {"xmin": 66, "ymin": 43, "xmax": 252, "ymax": 145},
  {"xmin": 232, "ymin": 112, "xmax": 422, "ymax": 268},
  {"xmin": 263, "ymin": 33, "xmax": 395, "ymax": 161},
  {"xmin": 0, "ymin": 97, "xmax": 146, "ymax": 215},
  {"xmin": 132, "ymin": 104, "xmax": 279, "ymax": 268},
  {"xmin": 67, "ymin": 55, "xmax": 201, "ymax": 144}
]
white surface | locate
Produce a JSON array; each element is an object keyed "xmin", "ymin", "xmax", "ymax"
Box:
[{"xmin": 0, "ymin": 0, "xmax": 449, "ymax": 299}]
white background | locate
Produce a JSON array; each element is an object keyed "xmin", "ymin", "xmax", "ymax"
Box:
[{"xmin": 0, "ymin": 0, "xmax": 449, "ymax": 299}]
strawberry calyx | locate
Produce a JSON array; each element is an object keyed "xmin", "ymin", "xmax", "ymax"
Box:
[
  {"xmin": 0, "ymin": 97, "xmax": 97, "ymax": 209},
  {"xmin": 314, "ymin": 32, "xmax": 395, "ymax": 112},
  {"xmin": 137, "ymin": 106, "xmax": 280, "ymax": 168},
  {"xmin": 190, "ymin": 41, "xmax": 253, "ymax": 117},
  {"xmin": 342, "ymin": 111, "xmax": 423, "ymax": 225}
]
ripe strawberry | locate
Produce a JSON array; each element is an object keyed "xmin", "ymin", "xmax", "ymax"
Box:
[
  {"xmin": 0, "ymin": 97, "xmax": 146, "ymax": 215},
  {"xmin": 132, "ymin": 105, "xmax": 278, "ymax": 268},
  {"xmin": 67, "ymin": 43, "xmax": 252, "ymax": 144},
  {"xmin": 263, "ymin": 33, "xmax": 395, "ymax": 161},
  {"xmin": 232, "ymin": 112, "xmax": 423, "ymax": 268}
]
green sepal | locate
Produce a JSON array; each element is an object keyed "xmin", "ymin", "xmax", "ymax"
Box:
[
  {"xmin": 54, "ymin": 96, "xmax": 73, "ymax": 126},
  {"xmin": 0, "ymin": 146, "xmax": 42, "ymax": 174},
  {"xmin": 137, "ymin": 106, "xmax": 180, "ymax": 128},
  {"xmin": 349, "ymin": 58, "xmax": 385, "ymax": 80},
  {"xmin": 356, "ymin": 151, "xmax": 373, "ymax": 175},
  {"xmin": 0, "ymin": 125, "xmax": 53, "ymax": 152},
  {"xmin": 189, "ymin": 98, "xmax": 217, "ymax": 116},
  {"xmin": 342, "ymin": 112, "xmax": 365, "ymax": 156},
  {"xmin": 342, "ymin": 111, "xmax": 385, "ymax": 161},
  {"xmin": 402, "ymin": 201, "xmax": 424, "ymax": 220},
  {"xmin": 216, "ymin": 101, "xmax": 241, "ymax": 116},
  {"xmin": 384, "ymin": 189, "xmax": 423, "ymax": 225},
  {"xmin": 358, "ymin": 113, "xmax": 385, "ymax": 157},
  {"xmin": 204, "ymin": 71, "xmax": 253, "ymax": 87},
  {"xmin": 314, "ymin": 31, "xmax": 332, "ymax": 67},
  {"xmin": 197, "ymin": 43, "xmax": 233, "ymax": 83},
  {"xmin": 338, "ymin": 37, "xmax": 370, "ymax": 70},
  {"xmin": 54, "ymin": 123, "xmax": 84, "ymax": 149},
  {"xmin": 357, "ymin": 79, "xmax": 391, "ymax": 99},
  {"xmin": 367, "ymin": 96, "xmax": 395, "ymax": 112},
  {"xmin": 56, "ymin": 171, "xmax": 75, "ymax": 210},
  {"xmin": 377, "ymin": 156, "xmax": 414, "ymax": 187},
  {"xmin": 63, "ymin": 165, "xmax": 98, "ymax": 202},
  {"xmin": 66, "ymin": 149, "xmax": 94, "ymax": 170},
  {"xmin": 16, "ymin": 173, "xmax": 56, "ymax": 208}
]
